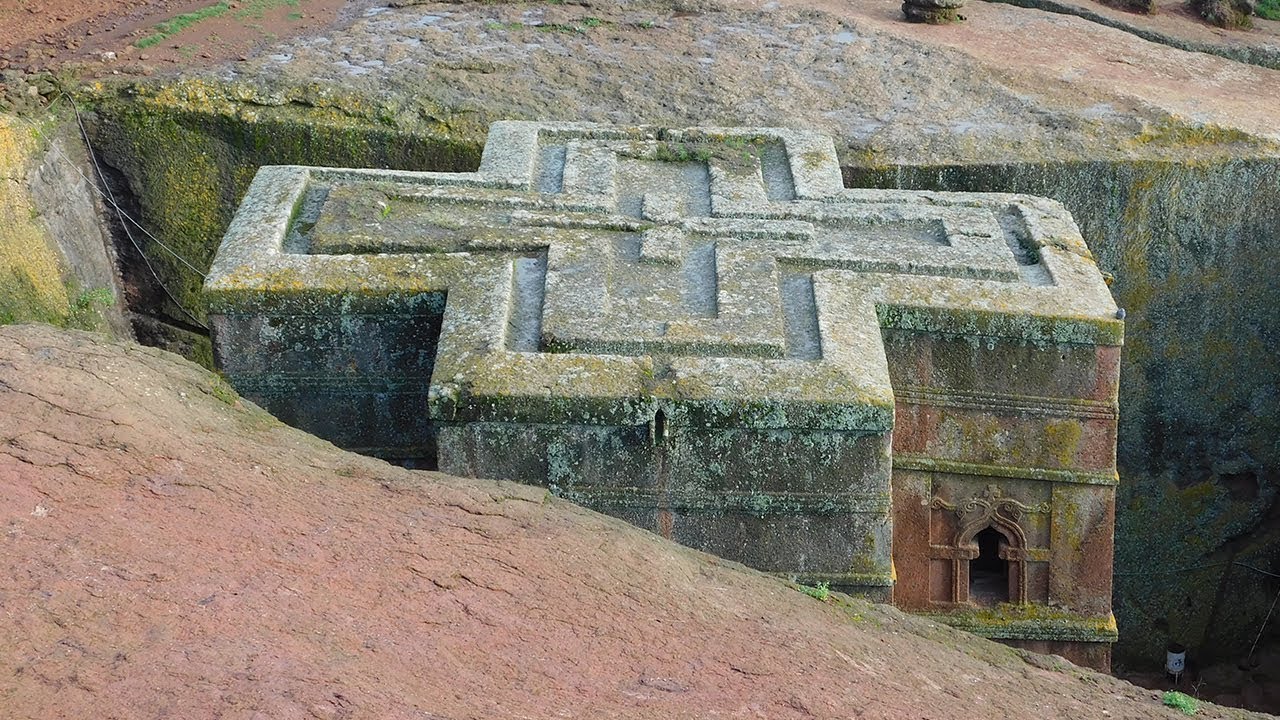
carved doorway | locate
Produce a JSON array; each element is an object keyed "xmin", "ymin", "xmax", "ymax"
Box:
[
  {"xmin": 969, "ymin": 526, "xmax": 1010, "ymax": 606},
  {"xmin": 927, "ymin": 484, "xmax": 1047, "ymax": 606}
]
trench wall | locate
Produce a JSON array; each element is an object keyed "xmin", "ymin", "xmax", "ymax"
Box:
[
  {"xmin": 849, "ymin": 159, "xmax": 1280, "ymax": 666},
  {"xmin": 85, "ymin": 87, "xmax": 484, "ymax": 364},
  {"xmin": 0, "ymin": 114, "xmax": 125, "ymax": 334}
]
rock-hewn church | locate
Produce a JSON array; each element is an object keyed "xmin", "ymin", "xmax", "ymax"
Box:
[{"xmin": 206, "ymin": 121, "xmax": 1122, "ymax": 669}]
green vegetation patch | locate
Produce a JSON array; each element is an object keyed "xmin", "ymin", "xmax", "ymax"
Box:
[
  {"xmin": 796, "ymin": 581, "xmax": 830, "ymax": 601},
  {"xmin": 82, "ymin": 79, "xmax": 486, "ymax": 366},
  {"xmin": 210, "ymin": 374, "xmax": 240, "ymax": 406},
  {"xmin": 650, "ymin": 137, "xmax": 762, "ymax": 173},
  {"xmin": 485, "ymin": 16, "xmax": 611, "ymax": 34},
  {"xmin": 1134, "ymin": 119, "xmax": 1266, "ymax": 149},
  {"xmin": 537, "ymin": 17, "xmax": 610, "ymax": 33},
  {"xmin": 136, "ymin": 2, "xmax": 232, "ymax": 48},
  {"xmin": 135, "ymin": 0, "xmax": 301, "ymax": 48},
  {"xmin": 1162, "ymin": 691, "xmax": 1198, "ymax": 716},
  {"xmin": 66, "ymin": 287, "xmax": 116, "ymax": 331},
  {"xmin": 653, "ymin": 141, "xmax": 715, "ymax": 164},
  {"xmin": 236, "ymin": 0, "xmax": 300, "ymax": 20},
  {"xmin": 0, "ymin": 117, "xmax": 73, "ymax": 327},
  {"xmin": 1258, "ymin": 0, "xmax": 1280, "ymax": 19}
]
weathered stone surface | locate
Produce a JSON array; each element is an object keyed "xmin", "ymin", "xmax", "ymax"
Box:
[
  {"xmin": 0, "ymin": 118, "xmax": 124, "ymax": 334},
  {"xmin": 26, "ymin": 132, "xmax": 130, "ymax": 338},
  {"xmin": 3, "ymin": 323, "xmax": 1250, "ymax": 719},
  {"xmin": 207, "ymin": 121, "xmax": 1122, "ymax": 664},
  {"xmin": 68, "ymin": 0, "xmax": 1280, "ymax": 669},
  {"xmin": 854, "ymin": 157, "xmax": 1280, "ymax": 666},
  {"xmin": 903, "ymin": 0, "xmax": 966, "ymax": 24}
]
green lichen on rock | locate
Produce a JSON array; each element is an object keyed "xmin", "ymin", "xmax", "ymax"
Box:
[
  {"xmin": 0, "ymin": 111, "xmax": 119, "ymax": 334},
  {"xmin": 646, "ymin": 137, "xmax": 762, "ymax": 173},
  {"xmin": 1132, "ymin": 118, "xmax": 1272, "ymax": 151},
  {"xmin": 848, "ymin": 154, "xmax": 1280, "ymax": 664},
  {"xmin": 929, "ymin": 603, "xmax": 1118, "ymax": 643},
  {"xmin": 0, "ymin": 116, "xmax": 73, "ymax": 327},
  {"xmin": 78, "ymin": 77, "xmax": 486, "ymax": 365}
]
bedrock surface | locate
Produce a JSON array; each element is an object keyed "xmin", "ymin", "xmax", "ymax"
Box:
[{"xmin": 1, "ymin": 323, "xmax": 1263, "ymax": 719}]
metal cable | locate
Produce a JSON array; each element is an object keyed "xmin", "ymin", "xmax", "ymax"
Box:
[{"xmin": 12, "ymin": 95, "xmax": 210, "ymax": 330}]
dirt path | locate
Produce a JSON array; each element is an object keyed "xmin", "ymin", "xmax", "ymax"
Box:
[
  {"xmin": 3, "ymin": 0, "xmax": 1278, "ymax": 80},
  {"xmin": 0, "ymin": 0, "xmax": 377, "ymax": 75}
]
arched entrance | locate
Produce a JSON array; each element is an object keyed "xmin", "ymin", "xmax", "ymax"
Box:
[
  {"xmin": 957, "ymin": 515, "xmax": 1027, "ymax": 605},
  {"xmin": 969, "ymin": 526, "xmax": 1010, "ymax": 605},
  {"xmin": 925, "ymin": 485, "xmax": 1046, "ymax": 606}
]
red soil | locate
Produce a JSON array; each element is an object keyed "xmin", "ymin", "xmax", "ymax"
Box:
[{"xmin": 0, "ymin": 0, "xmax": 371, "ymax": 75}]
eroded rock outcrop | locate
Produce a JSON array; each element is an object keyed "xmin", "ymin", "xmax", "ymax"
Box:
[{"xmin": 0, "ymin": 324, "xmax": 1254, "ymax": 719}]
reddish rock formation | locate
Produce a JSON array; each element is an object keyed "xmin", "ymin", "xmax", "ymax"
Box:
[{"xmin": 0, "ymin": 325, "xmax": 1261, "ymax": 719}]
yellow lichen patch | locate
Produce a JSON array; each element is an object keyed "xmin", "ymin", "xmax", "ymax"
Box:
[
  {"xmin": 1042, "ymin": 419, "xmax": 1082, "ymax": 468},
  {"xmin": 1131, "ymin": 119, "xmax": 1275, "ymax": 153},
  {"xmin": 800, "ymin": 149, "xmax": 829, "ymax": 170},
  {"xmin": 843, "ymin": 145, "xmax": 893, "ymax": 172},
  {"xmin": 0, "ymin": 117, "xmax": 71, "ymax": 325},
  {"xmin": 1052, "ymin": 492, "xmax": 1082, "ymax": 553},
  {"xmin": 931, "ymin": 603, "xmax": 1118, "ymax": 642},
  {"xmin": 966, "ymin": 603, "xmax": 1115, "ymax": 631}
]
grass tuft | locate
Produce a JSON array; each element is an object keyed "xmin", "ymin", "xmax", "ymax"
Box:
[
  {"xmin": 136, "ymin": 2, "xmax": 232, "ymax": 48},
  {"xmin": 210, "ymin": 375, "xmax": 240, "ymax": 406},
  {"xmin": 797, "ymin": 581, "xmax": 830, "ymax": 601},
  {"xmin": 66, "ymin": 287, "xmax": 115, "ymax": 331},
  {"xmin": 1162, "ymin": 691, "xmax": 1198, "ymax": 716},
  {"xmin": 134, "ymin": 0, "xmax": 300, "ymax": 48}
]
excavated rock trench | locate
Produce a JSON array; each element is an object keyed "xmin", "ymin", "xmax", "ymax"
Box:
[{"xmin": 20, "ymin": 0, "xmax": 1279, "ymax": 693}]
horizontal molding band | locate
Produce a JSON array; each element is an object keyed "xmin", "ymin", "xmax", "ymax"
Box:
[
  {"xmin": 229, "ymin": 381, "xmax": 1116, "ymax": 420},
  {"xmin": 894, "ymin": 454, "xmax": 1118, "ymax": 486},
  {"xmin": 773, "ymin": 571, "xmax": 896, "ymax": 588},
  {"xmin": 894, "ymin": 386, "xmax": 1118, "ymax": 420},
  {"xmin": 231, "ymin": 375, "xmax": 431, "ymax": 393},
  {"xmin": 925, "ymin": 612, "xmax": 1119, "ymax": 643},
  {"xmin": 929, "ymin": 545, "xmax": 1052, "ymax": 563},
  {"xmin": 344, "ymin": 446, "xmax": 436, "ymax": 459},
  {"xmin": 556, "ymin": 487, "xmax": 892, "ymax": 515}
]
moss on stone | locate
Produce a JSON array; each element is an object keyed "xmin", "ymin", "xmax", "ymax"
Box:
[
  {"xmin": 929, "ymin": 603, "xmax": 1118, "ymax": 642},
  {"xmin": 839, "ymin": 152, "xmax": 1280, "ymax": 663},
  {"xmin": 78, "ymin": 78, "xmax": 486, "ymax": 365},
  {"xmin": 1043, "ymin": 419, "xmax": 1083, "ymax": 468},
  {"xmin": 1132, "ymin": 119, "xmax": 1272, "ymax": 152},
  {"xmin": 634, "ymin": 135, "xmax": 766, "ymax": 175},
  {"xmin": 0, "ymin": 116, "xmax": 74, "ymax": 327}
]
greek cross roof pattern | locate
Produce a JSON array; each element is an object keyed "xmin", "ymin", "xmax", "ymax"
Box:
[{"xmin": 205, "ymin": 121, "xmax": 1122, "ymax": 433}]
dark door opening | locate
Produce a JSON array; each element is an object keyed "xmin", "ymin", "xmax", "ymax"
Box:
[{"xmin": 969, "ymin": 526, "xmax": 1009, "ymax": 606}]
